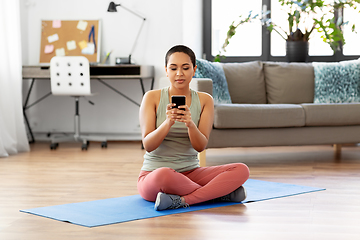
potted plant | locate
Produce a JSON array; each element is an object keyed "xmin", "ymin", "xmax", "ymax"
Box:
[{"xmin": 214, "ymin": 0, "xmax": 360, "ymax": 62}]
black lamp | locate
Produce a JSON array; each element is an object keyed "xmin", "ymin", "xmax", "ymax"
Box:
[{"xmin": 107, "ymin": 2, "xmax": 146, "ymax": 64}]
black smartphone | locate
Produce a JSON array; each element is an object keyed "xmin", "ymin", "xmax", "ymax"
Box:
[{"xmin": 171, "ymin": 95, "xmax": 186, "ymax": 110}]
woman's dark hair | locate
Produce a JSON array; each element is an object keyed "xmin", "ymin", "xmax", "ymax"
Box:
[{"xmin": 165, "ymin": 45, "xmax": 196, "ymax": 68}]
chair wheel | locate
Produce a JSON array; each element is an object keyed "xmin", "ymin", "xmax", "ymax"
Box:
[
  {"xmin": 101, "ymin": 141, "xmax": 107, "ymax": 148},
  {"xmin": 81, "ymin": 143, "xmax": 88, "ymax": 150},
  {"xmin": 50, "ymin": 143, "xmax": 58, "ymax": 150}
]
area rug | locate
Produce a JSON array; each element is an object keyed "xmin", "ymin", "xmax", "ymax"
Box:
[{"xmin": 20, "ymin": 179, "xmax": 325, "ymax": 227}]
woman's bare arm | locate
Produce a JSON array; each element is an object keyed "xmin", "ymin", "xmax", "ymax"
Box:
[{"xmin": 139, "ymin": 90, "xmax": 177, "ymax": 152}]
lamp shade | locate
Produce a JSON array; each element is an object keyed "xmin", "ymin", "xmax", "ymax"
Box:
[{"xmin": 107, "ymin": 2, "xmax": 117, "ymax": 12}]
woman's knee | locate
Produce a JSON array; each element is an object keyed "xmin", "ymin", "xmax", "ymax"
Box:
[
  {"xmin": 138, "ymin": 167, "xmax": 176, "ymax": 201},
  {"xmin": 233, "ymin": 163, "xmax": 250, "ymax": 179},
  {"xmin": 147, "ymin": 167, "xmax": 177, "ymax": 188}
]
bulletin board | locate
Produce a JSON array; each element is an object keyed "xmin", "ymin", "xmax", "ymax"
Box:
[{"xmin": 40, "ymin": 20, "xmax": 101, "ymax": 63}]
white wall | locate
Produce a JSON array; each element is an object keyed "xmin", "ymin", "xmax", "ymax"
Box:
[{"xmin": 20, "ymin": 0, "xmax": 202, "ymax": 138}]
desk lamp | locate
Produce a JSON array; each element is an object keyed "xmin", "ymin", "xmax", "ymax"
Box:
[{"xmin": 107, "ymin": 2, "xmax": 146, "ymax": 64}]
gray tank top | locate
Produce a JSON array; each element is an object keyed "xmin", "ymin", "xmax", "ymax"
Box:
[{"xmin": 141, "ymin": 87, "xmax": 201, "ymax": 172}]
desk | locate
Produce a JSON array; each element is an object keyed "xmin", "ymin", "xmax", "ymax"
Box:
[{"xmin": 23, "ymin": 64, "xmax": 154, "ymax": 143}]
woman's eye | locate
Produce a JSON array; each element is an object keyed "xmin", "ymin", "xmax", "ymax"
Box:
[
  {"xmin": 170, "ymin": 68, "xmax": 176, "ymax": 71},
  {"xmin": 183, "ymin": 68, "xmax": 189, "ymax": 70}
]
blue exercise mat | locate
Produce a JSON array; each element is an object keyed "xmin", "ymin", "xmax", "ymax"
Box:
[{"xmin": 20, "ymin": 179, "xmax": 325, "ymax": 227}]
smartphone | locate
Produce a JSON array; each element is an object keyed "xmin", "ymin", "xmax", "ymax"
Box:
[{"xmin": 171, "ymin": 95, "xmax": 186, "ymax": 111}]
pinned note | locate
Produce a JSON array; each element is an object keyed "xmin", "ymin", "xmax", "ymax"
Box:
[
  {"xmin": 55, "ymin": 48, "xmax": 65, "ymax": 56},
  {"xmin": 78, "ymin": 40, "xmax": 87, "ymax": 50},
  {"xmin": 81, "ymin": 42, "xmax": 95, "ymax": 55},
  {"xmin": 47, "ymin": 33, "xmax": 59, "ymax": 43},
  {"xmin": 66, "ymin": 40, "xmax": 76, "ymax": 51},
  {"xmin": 52, "ymin": 20, "xmax": 61, "ymax": 28},
  {"xmin": 44, "ymin": 45, "xmax": 54, "ymax": 54},
  {"xmin": 77, "ymin": 20, "xmax": 88, "ymax": 31}
]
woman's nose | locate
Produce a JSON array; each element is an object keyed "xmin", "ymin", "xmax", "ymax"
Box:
[{"xmin": 176, "ymin": 69, "xmax": 183, "ymax": 76}]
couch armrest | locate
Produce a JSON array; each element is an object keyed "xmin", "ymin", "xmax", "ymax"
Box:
[
  {"xmin": 195, "ymin": 78, "xmax": 213, "ymax": 96},
  {"xmin": 158, "ymin": 77, "xmax": 213, "ymax": 96}
]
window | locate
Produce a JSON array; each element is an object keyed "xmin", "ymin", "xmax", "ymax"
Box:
[
  {"xmin": 343, "ymin": 6, "xmax": 360, "ymax": 56},
  {"xmin": 270, "ymin": 0, "xmax": 334, "ymax": 56},
  {"xmin": 203, "ymin": 0, "xmax": 360, "ymax": 62},
  {"xmin": 211, "ymin": 0, "xmax": 262, "ymax": 57}
]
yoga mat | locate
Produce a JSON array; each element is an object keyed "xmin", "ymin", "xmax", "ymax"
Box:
[{"xmin": 20, "ymin": 179, "xmax": 325, "ymax": 227}]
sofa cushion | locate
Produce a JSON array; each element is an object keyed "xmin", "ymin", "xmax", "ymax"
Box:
[
  {"xmin": 264, "ymin": 62, "xmax": 314, "ymax": 104},
  {"xmin": 221, "ymin": 61, "xmax": 266, "ymax": 104},
  {"xmin": 313, "ymin": 59, "xmax": 360, "ymax": 103},
  {"xmin": 195, "ymin": 59, "xmax": 232, "ymax": 104},
  {"xmin": 213, "ymin": 104, "xmax": 305, "ymax": 129},
  {"xmin": 301, "ymin": 103, "xmax": 360, "ymax": 126}
]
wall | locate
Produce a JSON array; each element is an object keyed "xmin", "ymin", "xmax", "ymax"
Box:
[{"xmin": 20, "ymin": 0, "xmax": 202, "ymax": 139}]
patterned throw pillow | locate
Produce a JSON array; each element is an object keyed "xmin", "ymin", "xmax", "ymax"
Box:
[
  {"xmin": 313, "ymin": 59, "xmax": 360, "ymax": 103},
  {"xmin": 194, "ymin": 59, "xmax": 232, "ymax": 104}
]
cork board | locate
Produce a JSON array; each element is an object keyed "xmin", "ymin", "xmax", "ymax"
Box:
[{"xmin": 40, "ymin": 20, "xmax": 101, "ymax": 63}]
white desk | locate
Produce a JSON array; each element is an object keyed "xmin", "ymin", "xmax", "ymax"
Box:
[{"xmin": 22, "ymin": 64, "xmax": 154, "ymax": 143}]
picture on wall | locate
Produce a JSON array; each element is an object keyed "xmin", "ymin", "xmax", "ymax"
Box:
[{"xmin": 39, "ymin": 19, "xmax": 101, "ymax": 63}]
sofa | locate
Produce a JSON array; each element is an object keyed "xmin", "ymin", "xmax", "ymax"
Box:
[{"xmin": 192, "ymin": 60, "xmax": 360, "ymax": 166}]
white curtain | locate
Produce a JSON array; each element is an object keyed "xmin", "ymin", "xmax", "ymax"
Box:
[{"xmin": 0, "ymin": 0, "xmax": 30, "ymax": 157}]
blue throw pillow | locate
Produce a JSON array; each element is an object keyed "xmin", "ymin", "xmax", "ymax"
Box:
[
  {"xmin": 313, "ymin": 59, "xmax": 360, "ymax": 103},
  {"xmin": 194, "ymin": 59, "xmax": 232, "ymax": 104}
]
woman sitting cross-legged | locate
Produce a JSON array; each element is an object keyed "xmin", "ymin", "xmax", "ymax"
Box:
[{"xmin": 137, "ymin": 45, "xmax": 250, "ymax": 211}]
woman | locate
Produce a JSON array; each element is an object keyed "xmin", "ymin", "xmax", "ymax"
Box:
[{"xmin": 138, "ymin": 45, "xmax": 249, "ymax": 211}]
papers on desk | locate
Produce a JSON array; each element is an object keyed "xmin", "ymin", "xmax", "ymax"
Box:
[
  {"xmin": 77, "ymin": 20, "xmax": 88, "ymax": 31},
  {"xmin": 82, "ymin": 42, "xmax": 95, "ymax": 55},
  {"xmin": 52, "ymin": 20, "xmax": 61, "ymax": 28},
  {"xmin": 44, "ymin": 45, "xmax": 54, "ymax": 54},
  {"xmin": 55, "ymin": 48, "xmax": 65, "ymax": 56},
  {"xmin": 78, "ymin": 40, "xmax": 88, "ymax": 50},
  {"xmin": 66, "ymin": 40, "xmax": 77, "ymax": 51},
  {"xmin": 47, "ymin": 33, "xmax": 59, "ymax": 43}
]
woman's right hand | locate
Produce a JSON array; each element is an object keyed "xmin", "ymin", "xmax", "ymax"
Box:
[{"xmin": 166, "ymin": 103, "xmax": 177, "ymax": 126}]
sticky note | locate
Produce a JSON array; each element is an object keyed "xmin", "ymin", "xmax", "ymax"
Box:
[
  {"xmin": 52, "ymin": 20, "xmax": 61, "ymax": 28},
  {"xmin": 48, "ymin": 33, "xmax": 59, "ymax": 43},
  {"xmin": 78, "ymin": 40, "xmax": 87, "ymax": 50},
  {"xmin": 77, "ymin": 20, "xmax": 88, "ymax": 31},
  {"xmin": 44, "ymin": 45, "xmax": 54, "ymax": 54},
  {"xmin": 55, "ymin": 48, "xmax": 65, "ymax": 56},
  {"xmin": 66, "ymin": 40, "xmax": 76, "ymax": 51},
  {"xmin": 81, "ymin": 42, "xmax": 95, "ymax": 55}
]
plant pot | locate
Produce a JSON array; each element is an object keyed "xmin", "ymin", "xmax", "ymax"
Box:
[{"xmin": 286, "ymin": 41, "xmax": 309, "ymax": 62}]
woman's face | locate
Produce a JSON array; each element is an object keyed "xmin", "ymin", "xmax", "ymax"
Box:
[{"xmin": 165, "ymin": 52, "xmax": 197, "ymax": 89}]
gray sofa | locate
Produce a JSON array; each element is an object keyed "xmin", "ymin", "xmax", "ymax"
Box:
[{"xmin": 195, "ymin": 61, "xmax": 360, "ymax": 166}]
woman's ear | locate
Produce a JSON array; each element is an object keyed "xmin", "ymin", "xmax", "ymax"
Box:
[
  {"xmin": 165, "ymin": 66, "xmax": 168, "ymax": 77},
  {"xmin": 193, "ymin": 65, "xmax": 197, "ymax": 77}
]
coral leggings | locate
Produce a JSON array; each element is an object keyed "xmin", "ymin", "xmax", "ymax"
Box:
[{"xmin": 137, "ymin": 163, "xmax": 250, "ymax": 205}]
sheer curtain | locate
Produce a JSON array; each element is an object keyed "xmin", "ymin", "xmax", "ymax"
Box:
[{"xmin": 0, "ymin": 0, "xmax": 30, "ymax": 157}]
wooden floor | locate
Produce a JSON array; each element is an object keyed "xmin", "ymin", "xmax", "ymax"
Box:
[{"xmin": 1, "ymin": 142, "xmax": 360, "ymax": 240}]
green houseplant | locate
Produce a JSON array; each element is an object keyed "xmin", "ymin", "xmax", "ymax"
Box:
[{"xmin": 215, "ymin": 0, "xmax": 360, "ymax": 62}]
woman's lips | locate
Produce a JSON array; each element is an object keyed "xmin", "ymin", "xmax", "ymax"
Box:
[{"xmin": 176, "ymin": 79, "xmax": 185, "ymax": 83}]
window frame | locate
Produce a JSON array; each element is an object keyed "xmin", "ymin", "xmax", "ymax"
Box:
[{"xmin": 203, "ymin": 0, "xmax": 359, "ymax": 62}]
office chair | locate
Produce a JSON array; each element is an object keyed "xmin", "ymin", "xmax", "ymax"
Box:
[{"xmin": 49, "ymin": 56, "xmax": 107, "ymax": 150}]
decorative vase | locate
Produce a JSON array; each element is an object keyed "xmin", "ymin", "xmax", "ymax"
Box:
[{"xmin": 286, "ymin": 41, "xmax": 309, "ymax": 62}]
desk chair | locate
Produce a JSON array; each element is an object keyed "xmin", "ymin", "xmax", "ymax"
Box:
[{"xmin": 49, "ymin": 56, "xmax": 107, "ymax": 150}]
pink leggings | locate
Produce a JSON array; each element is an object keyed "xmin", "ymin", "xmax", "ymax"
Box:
[{"xmin": 137, "ymin": 163, "xmax": 250, "ymax": 205}]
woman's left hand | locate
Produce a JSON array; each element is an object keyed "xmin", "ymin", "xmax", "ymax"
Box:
[{"xmin": 174, "ymin": 105, "xmax": 195, "ymax": 128}]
